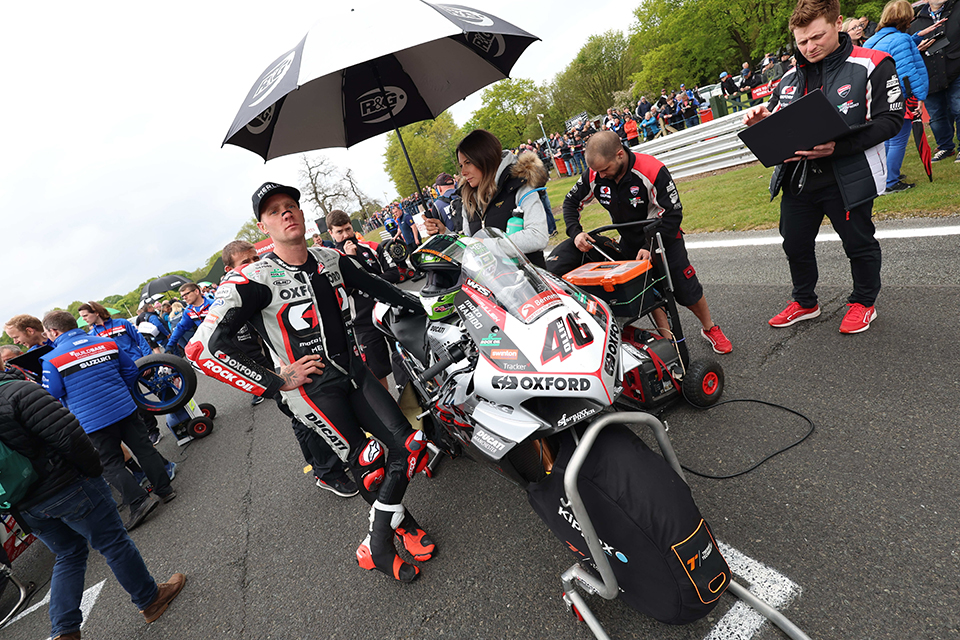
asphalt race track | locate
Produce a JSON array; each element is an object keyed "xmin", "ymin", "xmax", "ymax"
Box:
[{"xmin": 2, "ymin": 216, "xmax": 958, "ymax": 640}]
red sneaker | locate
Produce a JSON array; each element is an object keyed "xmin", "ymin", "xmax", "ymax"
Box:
[
  {"xmin": 839, "ymin": 303, "xmax": 876, "ymax": 334},
  {"xmin": 769, "ymin": 301, "xmax": 820, "ymax": 327},
  {"xmin": 700, "ymin": 325, "xmax": 732, "ymax": 354}
]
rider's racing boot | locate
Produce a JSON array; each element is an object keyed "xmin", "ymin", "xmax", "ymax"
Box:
[
  {"xmin": 356, "ymin": 502, "xmax": 420, "ymax": 582},
  {"xmin": 395, "ymin": 509, "xmax": 436, "ymax": 562}
]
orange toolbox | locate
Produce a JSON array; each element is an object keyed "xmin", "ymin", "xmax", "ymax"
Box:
[{"xmin": 563, "ymin": 260, "xmax": 658, "ymax": 318}]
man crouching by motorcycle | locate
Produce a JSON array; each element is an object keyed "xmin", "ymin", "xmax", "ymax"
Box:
[{"xmin": 186, "ymin": 182, "xmax": 435, "ymax": 582}]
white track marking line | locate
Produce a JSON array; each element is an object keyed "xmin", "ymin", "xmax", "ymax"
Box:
[
  {"xmin": 4, "ymin": 579, "xmax": 105, "ymax": 634},
  {"xmin": 703, "ymin": 542, "xmax": 802, "ymax": 640},
  {"xmin": 686, "ymin": 225, "xmax": 960, "ymax": 250}
]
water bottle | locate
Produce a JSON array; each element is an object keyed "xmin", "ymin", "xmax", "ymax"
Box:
[{"xmin": 506, "ymin": 207, "xmax": 524, "ymax": 235}]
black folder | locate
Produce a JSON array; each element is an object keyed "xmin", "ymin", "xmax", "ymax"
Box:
[
  {"xmin": 738, "ymin": 89, "xmax": 852, "ymax": 167},
  {"xmin": 7, "ymin": 345, "xmax": 52, "ymax": 376}
]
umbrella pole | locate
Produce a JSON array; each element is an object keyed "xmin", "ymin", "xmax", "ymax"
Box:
[{"xmin": 370, "ymin": 63, "xmax": 429, "ymax": 219}]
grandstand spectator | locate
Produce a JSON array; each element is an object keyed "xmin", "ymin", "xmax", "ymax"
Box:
[
  {"xmin": 720, "ymin": 71, "xmax": 740, "ymax": 97},
  {"xmin": 636, "ymin": 96, "xmax": 652, "ymax": 118},
  {"xmin": 742, "ymin": 67, "xmax": 764, "ymax": 90},
  {"xmin": 678, "ymin": 93, "xmax": 701, "ymax": 129},
  {"xmin": 656, "ymin": 89, "xmax": 670, "ymax": 109},
  {"xmin": 640, "ymin": 108, "xmax": 660, "ymax": 140},
  {"xmin": 624, "ymin": 114, "xmax": 640, "ymax": 146},
  {"xmin": 571, "ymin": 133, "xmax": 587, "ymax": 173}
]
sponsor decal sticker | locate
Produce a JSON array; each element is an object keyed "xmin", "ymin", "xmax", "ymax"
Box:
[
  {"xmin": 272, "ymin": 279, "xmax": 291, "ymax": 286},
  {"xmin": 837, "ymin": 84, "xmax": 851, "ymax": 98},
  {"xmin": 782, "ymin": 86, "xmax": 796, "ymax": 96},
  {"xmin": 519, "ymin": 291, "xmax": 561, "ymax": 320},
  {"xmin": 490, "ymin": 348, "xmax": 518, "ymax": 360},
  {"xmin": 491, "ymin": 375, "xmax": 592, "ymax": 391}
]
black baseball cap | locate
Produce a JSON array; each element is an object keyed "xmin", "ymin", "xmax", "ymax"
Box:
[
  {"xmin": 252, "ymin": 182, "xmax": 300, "ymax": 220},
  {"xmin": 435, "ymin": 172, "xmax": 455, "ymax": 186}
]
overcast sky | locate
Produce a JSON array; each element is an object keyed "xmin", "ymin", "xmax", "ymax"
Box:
[{"xmin": 1, "ymin": 0, "xmax": 630, "ymax": 325}]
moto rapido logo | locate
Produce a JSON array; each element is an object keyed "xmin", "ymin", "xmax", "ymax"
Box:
[
  {"xmin": 249, "ymin": 51, "xmax": 296, "ymax": 108},
  {"xmin": 358, "ymin": 87, "xmax": 407, "ymax": 124},
  {"xmin": 439, "ymin": 6, "xmax": 494, "ymax": 27}
]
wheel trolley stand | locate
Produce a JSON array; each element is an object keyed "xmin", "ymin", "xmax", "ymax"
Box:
[
  {"xmin": 559, "ymin": 412, "xmax": 812, "ymax": 640},
  {"xmin": 0, "ymin": 514, "xmax": 38, "ymax": 626}
]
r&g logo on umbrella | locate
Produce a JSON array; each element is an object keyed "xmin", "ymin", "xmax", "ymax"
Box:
[{"xmin": 358, "ymin": 87, "xmax": 407, "ymax": 124}]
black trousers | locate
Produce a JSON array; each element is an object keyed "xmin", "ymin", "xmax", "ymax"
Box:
[
  {"xmin": 780, "ymin": 184, "xmax": 881, "ymax": 308},
  {"xmin": 88, "ymin": 411, "xmax": 172, "ymax": 507},
  {"xmin": 274, "ymin": 393, "xmax": 346, "ymax": 483}
]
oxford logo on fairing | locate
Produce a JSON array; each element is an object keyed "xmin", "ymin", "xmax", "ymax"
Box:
[
  {"xmin": 492, "ymin": 375, "xmax": 591, "ymax": 391},
  {"xmin": 604, "ymin": 322, "xmax": 620, "ymax": 376}
]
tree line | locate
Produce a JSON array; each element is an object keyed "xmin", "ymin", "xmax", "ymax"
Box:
[{"xmin": 382, "ymin": 0, "xmax": 883, "ymax": 193}]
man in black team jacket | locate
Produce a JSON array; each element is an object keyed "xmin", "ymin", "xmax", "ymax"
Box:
[
  {"xmin": 326, "ymin": 209, "xmax": 400, "ymax": 390},
  {"xmin": 744, "ymin": 0, "xmax": 903, "ymax": 334},
  {"xmin": 187, "ymin": 183, "xmax": 434, "ymax": 583},
  {"xmin": 550, "ymin": 131, "xmax": 733, "ymax": 355}
]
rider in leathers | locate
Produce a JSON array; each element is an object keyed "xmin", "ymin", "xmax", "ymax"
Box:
[{"xmin": 186, "ymin": 183, "xmax": 434, "ymax": 582}]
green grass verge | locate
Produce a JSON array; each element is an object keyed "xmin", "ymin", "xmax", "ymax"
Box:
[{"xmin": 543, "ymin": 131, "xmax": 960, "ymax": 246}]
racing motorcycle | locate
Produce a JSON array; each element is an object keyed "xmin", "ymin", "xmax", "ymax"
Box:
[
  {"xmin": 374, "ymin": 227, "xmax": 722, "ymax": 489},
  {"xmin": 374, "ymin": 229, "xmax": 812, "ymax": 640}
]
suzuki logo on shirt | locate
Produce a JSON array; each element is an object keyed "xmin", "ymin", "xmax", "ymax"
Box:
[
  {"xmin": 287, "ymin": 301, "xmax": 319, "ymax": 332},
  {"xmin": 837, "ymin": 84, "xmax": 851, "ymax": 98}
]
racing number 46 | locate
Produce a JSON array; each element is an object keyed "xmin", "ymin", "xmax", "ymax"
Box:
[{"xmin": 541, "ymin": 315, "xmax": 593, "ymax": 364}]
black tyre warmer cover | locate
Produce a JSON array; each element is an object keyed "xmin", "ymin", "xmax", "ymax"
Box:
[{"xmin": 526, "ymin": 425, "xmax": 730, "ymax": 624}]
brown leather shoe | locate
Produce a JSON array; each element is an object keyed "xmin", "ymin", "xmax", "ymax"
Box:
[
  {"xmin": 141, "ymin": 573, "xmax": 186, "ymax": 623},
  {"xmin": 53, "ymin": 633, "xmax": 81, "ymax": 640}
]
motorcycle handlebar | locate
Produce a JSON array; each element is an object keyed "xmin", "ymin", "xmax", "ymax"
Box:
[
  {"xmin": 588, "ymin": 219, "xmax": 658, "ymax": 235},
  {"xmin": 418, "ymin": 345, "xmax": 465, "ymax": 384}
]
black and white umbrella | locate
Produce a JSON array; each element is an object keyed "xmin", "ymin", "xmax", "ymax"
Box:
[
  {"xmin": 140, "ymin": 274, "xmax": 192, "ymax": 305},
  {"xmin": 223, "ymin": 1, "xmax": 538, "ymax": 193}
]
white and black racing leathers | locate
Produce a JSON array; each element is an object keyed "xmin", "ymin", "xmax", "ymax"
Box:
[{"xmin": 185, "ymin": 247, "xmax": 427, "ymax": 504}]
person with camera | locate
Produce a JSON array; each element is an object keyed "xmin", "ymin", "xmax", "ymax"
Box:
[{"xmin": 912, "ymin": 0, "xmax": 959, "ymax": 161}]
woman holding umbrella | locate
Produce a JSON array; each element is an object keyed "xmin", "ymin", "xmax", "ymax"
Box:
[
  {"xmin": 863, "ymin": 0, "xmax": 929, "ymax": 193},
  {"xmin": 422, "ymin": 129, "xmax": 549, "ymax": 267}
]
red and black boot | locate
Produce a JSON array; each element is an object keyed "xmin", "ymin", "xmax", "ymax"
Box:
[
  {"xmin": 356, "ymin": 502, "xmax": 420, "ymax": 582},
  {"xmin": 395, "ymin": 510, "xmax": 436, "ymax": 562}
]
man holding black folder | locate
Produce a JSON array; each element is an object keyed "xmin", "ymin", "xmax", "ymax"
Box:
[{"xmin": 743, "ymin": 0, "xmax": 904, "ymax": 334}]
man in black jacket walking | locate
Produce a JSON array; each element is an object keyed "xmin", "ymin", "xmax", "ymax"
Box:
[{"xmin": 0, "ymin": 372, "xmax": 185, "ymax": 639}]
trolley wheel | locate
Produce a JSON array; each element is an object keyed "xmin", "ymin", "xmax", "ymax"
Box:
[
  {"xmin": 132, "ymin": 354, "xmax": 197, "ymax": 415},
  {"xmin": 187, "ymin": 416, "xmax": 214, "ymax": 439},
  {"xmin": 198, "ymin": 403, "xmax": 217, "ymax": 419},
  {"xmin": 682, "ymin": 359, "xmax": 724, "ymax": 407}
]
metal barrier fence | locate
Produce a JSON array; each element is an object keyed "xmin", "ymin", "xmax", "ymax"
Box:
[{"xmin": 629, "ymin": 111, "xmax": 757, "ymax": 180}]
